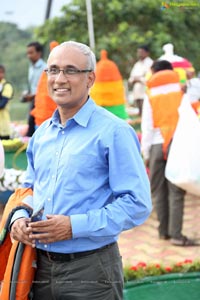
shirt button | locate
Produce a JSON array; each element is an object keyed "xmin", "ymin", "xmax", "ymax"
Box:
[
  {"xmin": 62, "ymin": 131, "xmax": 64, "ymax": 134},
  {"xmin": 44, "ymin": 244, "xmax": 48, "ymax": 248},
  {"xmin": 56, "ymin": 152, "xmax": 59, "ymax": 156},
  {"xmin": 52, "ymin": 175, "xmax": 55, "ymax": 179},
  {"xmin": 47, "ymin": 198, "xmax": 51, "ymax": 202}
]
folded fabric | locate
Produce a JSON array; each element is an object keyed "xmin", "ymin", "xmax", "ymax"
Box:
[{"xmin": 0, "ymin": 187, "xmax": 36, "ymax": 300}]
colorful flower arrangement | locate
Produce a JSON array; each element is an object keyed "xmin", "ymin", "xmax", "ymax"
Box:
[{"xmin": 124, "ymin": 259, "xmax": 200, "ymax": 282}]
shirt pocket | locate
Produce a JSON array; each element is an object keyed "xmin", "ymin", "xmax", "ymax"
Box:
[{"xmin": 63, "ymin": 154, "xmax": 100, "ymax": 191}]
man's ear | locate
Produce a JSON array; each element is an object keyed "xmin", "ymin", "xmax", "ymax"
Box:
[{"xmin": 87, "ymin": 71, "xmax": 96, "ymax": 88}]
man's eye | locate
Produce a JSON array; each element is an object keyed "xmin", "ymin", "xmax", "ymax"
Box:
[
  {"xmin": 64, "ymin": 68, "xmax": 77, "ymax": 74},
  {"xmin": 49, "ymin": 68, "xmax": 59, "ymax": 74}
]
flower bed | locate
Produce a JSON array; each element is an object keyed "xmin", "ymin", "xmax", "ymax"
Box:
[
  {"xmin": 124, "ymin": 260, "xmax": 200, "ymax": 281},
  {"xmin": 123, "ymin": 260, "xmax": 200, "ymax": 300}
]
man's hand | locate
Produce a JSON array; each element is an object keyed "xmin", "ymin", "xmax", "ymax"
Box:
[
  {"xmin": 27, "ymin": 215, "xmax": 72, "ymax": 246},
  {"xmin": 25, "ymin": 94, "xmax": 35, "ymax": 102},
  {"xmin": 10, "ymin": 217, "xmax": 33, "ymax": 246},
  {"xmin": 21, "ymin": 94, "xmax": 34, "ymax": 102}
]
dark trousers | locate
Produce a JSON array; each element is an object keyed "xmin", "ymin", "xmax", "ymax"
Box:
[
  {"xmin": 27, "ymin": 100, "xmax": 35, "ymax": 137},
  {"xmin": 134, "ymin": 98, "xmax": 144, "ymax": 116},
  {"xmin": 27, "ymin": 114, "xmax": 35, "ymax": 137},
  {"xmin": 149, "ymin": 144, "xmax": 186, "ymax": 239},
  {"xmin": 32, "ymin": 243, "xmax": 123, "ymax": 300}
]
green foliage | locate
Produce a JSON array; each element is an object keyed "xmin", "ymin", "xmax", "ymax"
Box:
[
  {"xmin": 0, "ymin": 22, "xmax": 35, "ymax": 121},
  {"xmin": 0, "ymin": 22, "xmax": 33, "ymax": 91},
  {"xmin": 35, "ymin": 0, "xmax": 200, "ymax": 78}
]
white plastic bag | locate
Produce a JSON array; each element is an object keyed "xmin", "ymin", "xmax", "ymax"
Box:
[
  {"xmin": 0, "ymin": 139, "xmax": 5, "ymax": 177},
  {"xmin": 165, "ymin": 98, "xmax": 200, "ymax": 196}
]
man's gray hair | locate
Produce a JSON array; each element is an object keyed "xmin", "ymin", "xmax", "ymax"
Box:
[{"xmin": 59, "ymin": 41, "xmax": 96, "ymax": 70}]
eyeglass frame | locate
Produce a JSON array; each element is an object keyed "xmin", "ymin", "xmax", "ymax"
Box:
[{"xmin": 44, "ymin": 67, "xmax": 93, "ymax": 77}]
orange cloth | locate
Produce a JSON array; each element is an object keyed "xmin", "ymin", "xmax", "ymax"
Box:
[
  {"xmin": 31, "ymin": 72, "xmax": 57, "ymax": 125},
  {"xmin": 147, "ymin": 70, "xmax": 183, "ymax": 158},
  {"xmin": 31, "ymin": 41, "xmax": 59, "ymax": 126},
  {"xmin": 90, "ymin": 50, "xmax": 127, "ymax": 107},
  {"xmin": 0, "ymin": 188, "xmax": 36, "ymax": 300},
  {"xmin": 90, "ymin": 81, "xmax": 126, "ymax": 106}
]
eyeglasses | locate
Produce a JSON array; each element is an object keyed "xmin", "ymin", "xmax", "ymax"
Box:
[{"xmin": 44, "ymin": 67, "xmax": 93, "ymax": 77}]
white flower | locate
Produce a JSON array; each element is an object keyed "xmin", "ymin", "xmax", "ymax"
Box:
[{"xmin": 0, "ymin": 168, "xmax": 25, "ymax": 192}]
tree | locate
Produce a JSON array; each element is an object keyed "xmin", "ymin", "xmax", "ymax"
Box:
[
  {"xmin": 0, "ymin": 22, "xmax": 34, "ymax": 92},
  {"xmin": 35, "ymin": 0, "xmax": 200, "ymax": 78}
]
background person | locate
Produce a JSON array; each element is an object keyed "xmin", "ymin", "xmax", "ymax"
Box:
[
  {"xmin": 22, "ymin": 41, "xmax": 46, "ymax": 136},
  {"xmin": 141, "ymin": 60, "xmax": 196, "ymax": 246},
  {"xmin": 10, "ymin": 41, "xmax": 152, "ymax": 300},
  {"xmin": 128, "ymin": 45, "xmax": 153, "ymax": 116},
  {"xmin": 0, "ymin": 64, "xmax": 14, "ymax": 140},
  {"xmin": 30, "ymin": 41, "xmax": 58, "ymax": 129}
]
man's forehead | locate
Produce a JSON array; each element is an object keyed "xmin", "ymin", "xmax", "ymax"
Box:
[
  {"xmin": 48, "ymin": 46, "xmax": 86, "ymax": 65},
  {"xmin": 50, "ymin": 45, "xmax": 82, "ymax": 57}
]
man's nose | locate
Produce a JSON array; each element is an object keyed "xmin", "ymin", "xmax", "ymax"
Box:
[{"xmin": 55, "ymin": 70, "xmax": 67, "ymax": 80}]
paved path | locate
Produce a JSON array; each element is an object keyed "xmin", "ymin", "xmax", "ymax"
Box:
[{"xmin": 118, "ymin": 193, "xmax": 200, "ymax": 267}]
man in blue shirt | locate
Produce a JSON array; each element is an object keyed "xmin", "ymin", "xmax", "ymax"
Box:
[
  {"xmin": 10, "ymin": 41, "xmax": 152, "ymax": 300},
  {"xmin": 22, "ymin": 42, "xmax": 46, "ymax": 137}
]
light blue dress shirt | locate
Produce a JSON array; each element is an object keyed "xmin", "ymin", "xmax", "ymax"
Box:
[
  {"xmin": 15, "ymin": 98, "xmax": 152, "ymax": 253},
  {"xmin": 28, "ymin": 58, "xmax": 46, "ymax": 94}
]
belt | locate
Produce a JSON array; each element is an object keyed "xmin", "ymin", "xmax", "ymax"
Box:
[{"xmin": 37, "ymin": 242, "xmax": 116, "ymax": 262}]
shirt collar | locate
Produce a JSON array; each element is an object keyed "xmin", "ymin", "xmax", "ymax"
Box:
[
  {"xmin": 73, "ymin": 98, "xmax": 96, "ymax": 127},
  {"xmin": 46, "ymin": 97, "xmax": 96, "ymax": 128}
]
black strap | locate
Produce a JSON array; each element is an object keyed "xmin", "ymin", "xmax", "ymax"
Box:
[{"xmin": 9, "ymin": 242, "xmax": 25, "ymax": 300}]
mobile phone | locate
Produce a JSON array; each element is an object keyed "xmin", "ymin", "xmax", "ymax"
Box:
[{"xmin": 31, "ymin": 209, "xmax": 44, "ymax": 222}]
